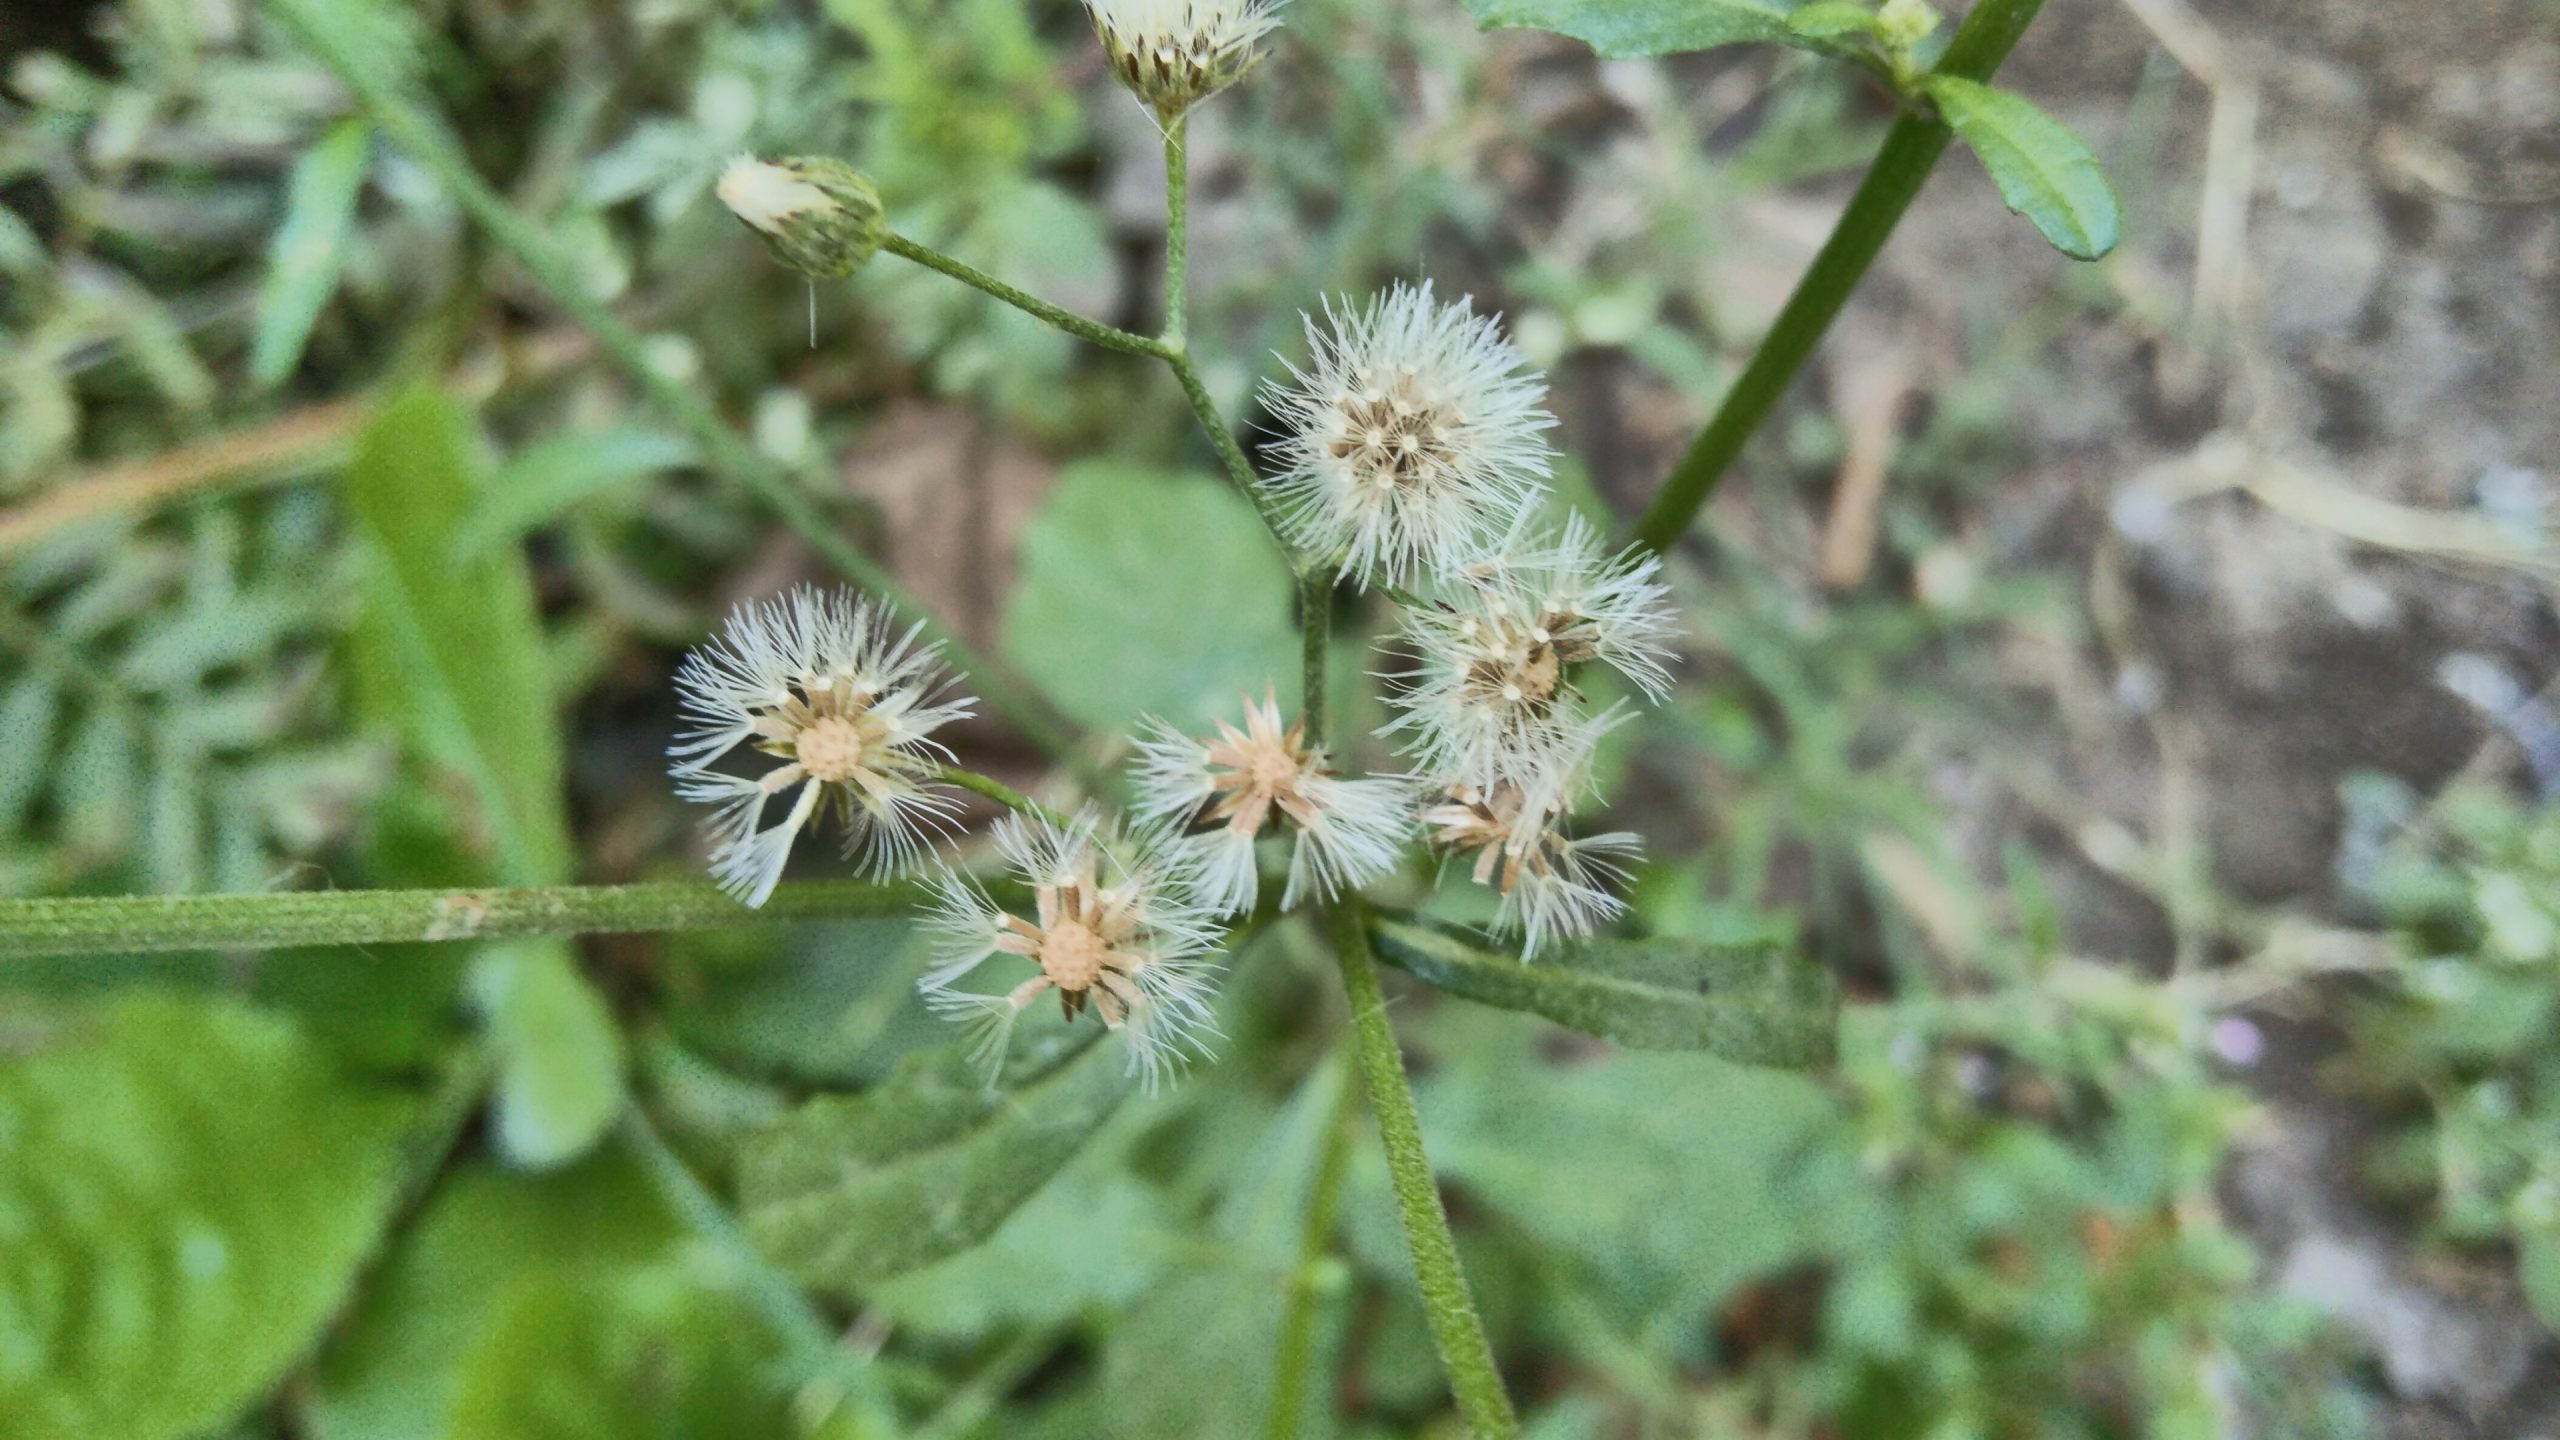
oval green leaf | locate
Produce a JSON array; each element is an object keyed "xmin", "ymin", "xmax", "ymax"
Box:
[
  {"xmin": 738, "ymin": 1030, "xmax": 1132, "ymax": 1293},
  {"xmin": 1366, "ymin": 913, "xmax": 1837, "ymax": 1067},
  {"xmin": 1456, "ymin": 0, "xmax": 1806, "ymax": 57},
  {"xmin": 1925, "ymin": 75, "xmax": 2123, "ymax": 261},
  {"xmin": 0, "ymin": 995, "xmax": 414, "ymax": 1440}
]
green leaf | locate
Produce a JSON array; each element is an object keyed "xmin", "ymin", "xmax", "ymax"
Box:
[
  {"xmin": 249, "ymin": 119, "xmax": 371, "ymax": 391},
  {"xmin": 1366, "ymin": 913, "xmax": 1837, "ymax": 1067},
  {"xmin": 344, "ymin": 384, "xmax": 572, "ymax": 883},
  {"xmin": 470, "ymin": 943, "xmax": 625, "ymax": 1170},
  {"xmin": 1787, "ymin": 1, "xmax": 1880, "ymax": 38},
  {"xmin": 0, "ymin": 994, "xmax": 413, "ymax": 1440},
  {"xmin": 449, "ymin": 428, "xmax": 700, "ymax": 561},
  {"xmin": 345, "ymin": 385, "xmax": 620, "ymax": 1166},
  {"xmin": 304, "ymin": 1151, "xmax": 682, "ymax": 1440},
  {"xmin": 441, "ymin": 1267, "xmax": 834, "ymax": 1440},
  {"xmin": 1924, "ymin": 75, "xmax": 2123, "ymax": 261},
  {"xmin": 1454, "ymin": 0, "xmax": 1804, "ymax": 57},
  {"xmin": 1003, "ymin": 463, "xmax": 1295, "ymax": 733},
  {"xmin": 739, "ymin": 1031, "xmax": 1133, "ymax": 1292}
]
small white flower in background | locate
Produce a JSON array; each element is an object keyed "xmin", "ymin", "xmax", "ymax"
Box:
[
  {"xmin": 670, "ymin": 587, "xmax": 974, "ymax": 907},
  {"xmin": 1262, "ymin": 281, "xmax": 1555, "ymax": 587},
  {"xmin": 921, "ymin": 810, "xmax": 1223, "ymax": 1089},
  {"xmin": 1422, "ymin": 774, "xmax": 1640, "ymax": 960},
  {"xmin": 1083, "ymin": 0, "xmax": 1285, "ymax": 119},
  {"xmin": 1131, "ymin": 689, "xmax": 1411, "ymax": 915},
  {"xmin": 1383, "ymin": 512, "xmax": 1675, "ymax": 792}
]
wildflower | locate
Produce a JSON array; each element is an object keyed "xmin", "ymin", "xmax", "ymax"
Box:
[
  {"xmin": 921, "ymin": 810, "xmax": 1222, "ymax": 1089},
  {"xmin": 671, "ymin": 587, "xmax": 973, "ymax": 907},
  {"xmin": 1131, "ymin": 689, "xmax": 1410, "ymax": 915},
  {"xmin": 1261, "ymin": 281, "xmax": 1554, "ymax": 586},
  {"xmin": 1083, "ymin": 0, "xmax": 1284, "ymax": 119},
  {"xmin": 715, "ymin": 154, "xmax": 885, "ymax": 279},
  {"xmin": 1422, "ymin": 776, "xmax": 1639, "ymax": 959},
  {"xmin": 1383, "ymin": 512, "xmax": 1675, "ymax": 791}
]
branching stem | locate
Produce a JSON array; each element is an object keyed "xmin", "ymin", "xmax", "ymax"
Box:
[{"xmin": 1629, "ymin": 0, "xmax": 2053, "ymax": 553}]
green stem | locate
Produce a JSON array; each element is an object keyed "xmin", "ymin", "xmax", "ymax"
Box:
[
  {"xmin": 1262, "ymin": 1046, "xmax": 1359, "ymax": 1440},
  {"xmin": 1329, "ymin": 899, "xmax": 1517, "ymax": 1438},
  {"xmin": 0, "ymin": 879, "xmax": 952, "ymax": 958},
  {"xmin": 1165, "ymin": 345, "xmax": 1302, "ymax": 569},
  {"xmin": 931, "ymin": 763, "xmax": 1072, "ymax": 827},
  {"xmin": 620, "ymin": 1109, "xmax": 889, "ymax": 1425},
  {"xmin": 880, "ymin": 233, "xmax": 1169, "ymax": 358},
  {"xmin": 266, "ymin": 0, "xmax": 1080, "ymax": 764},
  {"xmin": 1299, "ymin": 568, "xmax": 1333, "ymax": 747},
  {"xmin": 1163, "ymin": 117, "xmax": 1190, "ymax": 347},
  {"xmin": 1628, "ymin": 0, "xmax": 2052, "ymax": 554}
]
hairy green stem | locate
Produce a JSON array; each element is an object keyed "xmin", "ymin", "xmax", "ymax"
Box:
[
  {"xmin": 1262, "ymin": 1047, "xmax": 1359, "ymax": 1440},
  {"xmin": 1165, "ymin": 346, "xmax": 1302, "ymax": 569},
  {"xmin": 880, "ymin": 233, "xmax": 1168, "ymax": 358},
  {"xmin": 1330, "ymin": 899, "xmax": 1517, "ymax": 1437},
  {"xmin": 931, "ymin": 763, "xmax": 1071, "ymax": 827},
  {"xmin": 1299, "ymin": 568, "xmax": 1333, "ymax": 746},
  {"xmin": 1629, "ymin": 0, "xmax": 2052, "ymax": 553},
  {"xmin": 621, "ymin": 1109, "xmax": 888, "ymax": 1422},
  {"xmin": 1163, "ymin": 117, "xmax": 1190, "ymax": 346},
  {"xmin": 266, "ymin": 0, "xmax": 1080, "ymax": 764},
  {"xmin": 0, "ymin": 879, "xmax": 953, "ymax": 958}
]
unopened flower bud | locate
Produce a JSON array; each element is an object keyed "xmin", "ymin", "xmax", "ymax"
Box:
[
  {"xmin": 1877, "ymin": 0, "xmax": 1941, "ymax": 54},
  {"xmin": 715, "ymin": 155, "xmax": 883, "ymax": 280},
  {"xmin": 1084, "ymin": 0, "xmax": 1282, "ymax": 119}
]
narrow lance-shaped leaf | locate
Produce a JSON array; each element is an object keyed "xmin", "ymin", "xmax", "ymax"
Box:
[
  {"xmin": 1455, "ymin": 0, "xmax": 1810, "ymax": 58},
  {"xmin": 345, "ymin": 385, "xmax": 621, "ymax": 1167},
  {"xmin": 739, "ymin": 1030, "xmax": 1132, "ymax": 1293},
  {"xmin": 250, "ymin": 118, "xmax": 372, "ymax": 390},
  {"xmin": 1366, "ymin": 912, "xmax": 1838, "ymax": 1068},
  {"xmin": 1924, "ymin": 75, "xmax": 2123, "ymax": 261}
]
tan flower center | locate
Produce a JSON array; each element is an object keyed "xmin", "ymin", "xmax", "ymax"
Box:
[
  {"xmin": 795, "ymin": 715, "xmax": 870, "ymax": 783},
  {"xmin": 1331, "ymin": 373, "xmax": 1458, "ymax": 491},
  {"xmin": 1038, "ymin": 918, "xmax": 1110, "ymax": 992}
]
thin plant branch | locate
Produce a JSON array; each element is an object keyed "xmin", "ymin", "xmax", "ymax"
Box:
[
  {"xmin": 267, "ymin": 0, "xmax": 1083, "ymax": 765},
  {"xmin": 880, "ymin": 232, "xmax": 1169, "ymax": 358},
  {"xmin": 1163, "ymin": 116, "xmax": 1191, "ymax": 347},
  {"xmin": 1630, "ymin": 0, "xmax": 2053, "ymax": 554},
  {"xmin": 1299, "ymin": 569, "xmax": 1334, "ymax": 746},
  {"xmin": 0, "ymin": 879, "xmax": 951, "ymax": 958},
  {"xmin": 1330, "ymin": 897, "xmax": 1518, "ymax": 1437}
]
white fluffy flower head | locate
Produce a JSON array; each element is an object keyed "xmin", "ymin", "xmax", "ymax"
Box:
[
  {"xmin": 921, "ymin": 810, "xmax": 1223, "ymax": 1090},
  {"xmin": 1422, "ymin": 775, "xmax": 1638, "ymax": 960},
  {"xmin": 1132, "ymin": 689, "xmax": 1410, "ymax": 915},
  {"xmin": 1261, "ymin": 281, "xmax": 1554, "ymax": 587},
  {"xmin": 1084, "ymin": 0, "xmax": 1284, "ymax": 118},
  {"xmin": 670, "ymin": 587, "xmax": 973, "ymax": 907},
  {"xmin": 1383, "ymin": 512, "xmax": 1675, "ymax": 792}
]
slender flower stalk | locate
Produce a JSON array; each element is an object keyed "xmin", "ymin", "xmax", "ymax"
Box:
[
  {"xmin": 671, "ymin": 587, "xmax": 974, "ymax": 906},
  {"xmin": 1262, "ymin": 282, "xmax": 1555, "ymax": 588},
  {"xmin": 1132, "ymin": 690, "xmax": 1409, "ymax": 915},
  {"xmin": 921, "ymin": 810, "xmax": 1224, "ymax": 1089}
]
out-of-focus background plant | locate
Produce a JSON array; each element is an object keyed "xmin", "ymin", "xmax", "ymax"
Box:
[{"xmin": 3, "ymin": 0, "xmax": 2558, "ymax": 1436}]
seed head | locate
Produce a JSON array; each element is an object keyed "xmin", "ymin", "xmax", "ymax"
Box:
[
  {"xmin": 921, "ymin": 810, "xmax": 1222, "ymax": 1090},
  {"xmin": 670, "ymin": 587, "xmax": 973, "ymax": 906},
  {"xmin": 1132, "ymin": 689, "xmax": 1411, "ymax": 914},
  {"xmin": 715, "ymin": 154, "xmax": 885, "ymax": 279},
  {"xmin": 1261, "ymin": 281, "xmax": 1555, "ymax": 587},
  {"xmin": 1083, "ymin": 0, "xmax": 1284, "ymax": 119},
  {"xmin": 1383, "ymin": 512, "xmax": 1675, "ymax": 793},
  {"xmin": 1422, "ymin": 776, "xmax": 1638, "ymax": 959}
]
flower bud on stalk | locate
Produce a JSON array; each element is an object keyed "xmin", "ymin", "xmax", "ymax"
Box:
[{"xmin": 714, "ymin": 155, "xmax": 884, "ymax": 279}]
